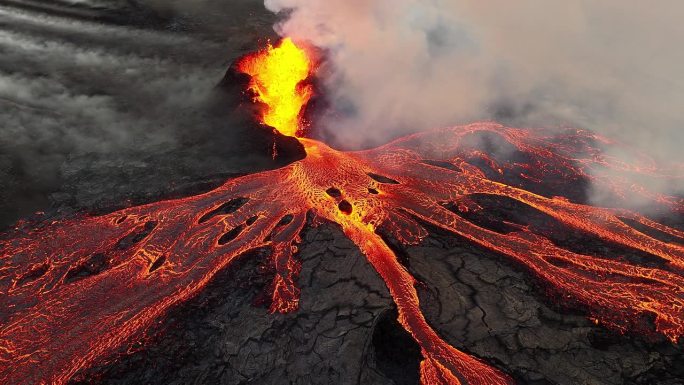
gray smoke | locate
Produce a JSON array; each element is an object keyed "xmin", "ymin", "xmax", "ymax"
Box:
[
  {"xmin": 263, "ymin": 0, "xmax": 684, "ymax": 209},
  {"xmin": 0, "ymin": 0, "xmax": 272, "ymax": 225},
  {"xmin": 0, "ymin": 3, "xmax": 222, "ymax": 162}
]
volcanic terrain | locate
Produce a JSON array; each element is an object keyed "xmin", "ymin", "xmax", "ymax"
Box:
[{"xmin": 1, "ymin": 2, "xmax": 683, "ymax": 385}]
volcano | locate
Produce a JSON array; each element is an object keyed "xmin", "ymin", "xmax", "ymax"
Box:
[{"xmin": 1, "ymin": 38, "xmax": 683, "ymax": 385}]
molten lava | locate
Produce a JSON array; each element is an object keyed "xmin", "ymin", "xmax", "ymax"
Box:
[
  {"xmin": 237, "ymin": 37, "xmax": 314, "ymax": 137},
  {"xmin": 1, "ymin": 39, "xmax": 683, "ymax": 385}
]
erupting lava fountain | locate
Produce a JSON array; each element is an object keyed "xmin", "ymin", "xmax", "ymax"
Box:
[{"xmin": 1, "ymin": 38, "xmax": 683, "ymax": 385}]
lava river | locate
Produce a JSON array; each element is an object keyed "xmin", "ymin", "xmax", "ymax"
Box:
[{"xmin": 1, "ymin": 38, "xmax": 683, "ymax": 385}]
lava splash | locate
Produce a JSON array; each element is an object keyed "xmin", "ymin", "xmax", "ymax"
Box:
[
  {"xmin": 236, "ymin": 37, "xmax": 314, "ymax": 138},
  {"xmin": 1, "ymin": 40, "xmax": 684, "ymax": 385}
]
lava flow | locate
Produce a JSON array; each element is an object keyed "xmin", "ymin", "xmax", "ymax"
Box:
[{"xmin": 1, "ymin": 38, "xmax": 684, "ymax": 385}]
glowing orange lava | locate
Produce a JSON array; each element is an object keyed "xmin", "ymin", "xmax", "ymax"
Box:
[
  {"xmin": 1, "ymin": 39, "xmax": 683, "ymax": 385},
  {"xmin": 237, "ymin": 37, "xmax": 314, "ymax": 137}
]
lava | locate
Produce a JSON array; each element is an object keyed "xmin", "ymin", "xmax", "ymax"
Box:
[
  {"xmin": 236, "ymin": 37, "xmax": 314, "ymax": 137},
  {"xmin": 1, "ymin": 40, "xmax": 683, "ymax": 385}
]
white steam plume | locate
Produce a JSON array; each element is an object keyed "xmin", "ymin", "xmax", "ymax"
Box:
[{"xmin": 264, "ymin": 0, "xmax": 684, "ymax": 208}]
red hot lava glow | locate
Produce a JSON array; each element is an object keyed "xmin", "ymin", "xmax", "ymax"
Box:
[{"xmin": 1, "ymin": 39, "xmax": 683, "ymax": 385}]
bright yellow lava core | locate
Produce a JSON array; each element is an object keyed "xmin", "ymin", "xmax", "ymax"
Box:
[{"xmin": 237, "ymin": 38, "xmax": 313, "ymax": 137}]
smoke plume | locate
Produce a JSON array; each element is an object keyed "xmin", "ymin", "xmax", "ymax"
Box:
[{"xmin": 264, "ymin": 0, "xmax": 684, "ymax": 208}]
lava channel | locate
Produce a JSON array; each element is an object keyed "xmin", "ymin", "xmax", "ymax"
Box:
[{"xmin": 1, "ymin": 38, "xmax": 683, "ymax": 385}]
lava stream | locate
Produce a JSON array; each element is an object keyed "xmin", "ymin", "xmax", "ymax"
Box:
[
  {"xmin": 1, "ymin": 127, "xmax": 682, "ymax": 384},
  {"xmin": 1, "ymin": 38, "xmax": 683, "ymax": 385}
]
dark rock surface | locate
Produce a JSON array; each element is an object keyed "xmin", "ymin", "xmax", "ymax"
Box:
[
  {"xmin": 408, "ymin": 225, "xmax": 684, "ymax": 385},
  {"xmin": 71, "ymin": 222, "xmax": 400, "ymax": 385},
  {"xmin": 67, "ymin": 217, "xmax": 684, "ymax": 385}
]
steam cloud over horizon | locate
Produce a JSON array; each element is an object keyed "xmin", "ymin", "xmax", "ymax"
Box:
[{"xmin": 264, "ymin": 0, "xmax": 684, "ymax": 207}]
